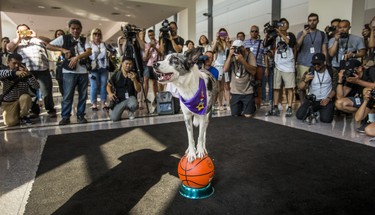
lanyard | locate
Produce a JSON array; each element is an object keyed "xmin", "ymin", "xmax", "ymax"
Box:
[
  {"xmin": 316, "ymin": 71, "xmax": 325, "ymax": 94},
  {"xmin": 308, "ymin": 31, "xmax": 317, "ymax": 45}
]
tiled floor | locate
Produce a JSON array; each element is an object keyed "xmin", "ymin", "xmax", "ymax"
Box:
[{"xmin": 0, "ymin": 95, "xmax": 374, "ymax": 214}]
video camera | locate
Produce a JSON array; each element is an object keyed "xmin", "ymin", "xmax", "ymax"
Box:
[
  {"xmin": 263, "ymin": 20, "xmax": 284, "ymax": 47},
  {"xmin": 121, "ymin": 23, "xmax": 143, "ymax": 39},
  {"xmin": 159, "ymin": 19, "xmax": 171, "ymax": 40}
]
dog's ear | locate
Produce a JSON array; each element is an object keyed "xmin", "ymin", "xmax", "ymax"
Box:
[{"xmin": 184, "ymin": 47, "xmax": 203, "ymax": 69}]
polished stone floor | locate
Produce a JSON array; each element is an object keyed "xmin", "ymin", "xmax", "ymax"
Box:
[{"xmin": 1, "ymin": 93, "xmax": 374, "ymax": 214}]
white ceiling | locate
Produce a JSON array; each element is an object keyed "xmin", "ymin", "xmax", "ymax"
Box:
[{"xmin": 0, "ymin": 0, "xmax": 185, "ymax": 44}]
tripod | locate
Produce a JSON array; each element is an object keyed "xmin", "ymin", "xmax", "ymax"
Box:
[
  {"xmin": 123, "ymin": 35, "xmax": 150, "ymax": 114},
  {"xmin": 302, "ymin": 99, "xmax": 318, "ymax": 125}
]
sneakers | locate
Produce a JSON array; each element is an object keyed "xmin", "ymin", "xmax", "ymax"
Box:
[
  {"xmin": 285, "ymin": 107, "xmax": 293, "ymax": 117},
  {"xmin": 265, "ymin": 107, "xmax": 280, "ymax": 116},
  {"xmin": 20, "ymin": 116, "xmax": 33, "ymax": 125},
  {"xmin": 47, "ymin": 110, "xmax": 57, "ymax": 118},
  {"xmin": 128, "ymin": 112, "xmax": 135, "ymax": 120},
  {"xmin": 77, "ymin": 115, "xmax": 88, "ymax": 124},
  {"xmin": 59, "ymin": 118, "xmax": 71, "ymax": 125},
  {"xmin": 357, "ymin": 121, "xmax": 370, "ymax": 133}
]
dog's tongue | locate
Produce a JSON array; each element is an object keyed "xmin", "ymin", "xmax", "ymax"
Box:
[{"xmin": 158, "ymin": 73, "xmax": 172, "ymax": 81}]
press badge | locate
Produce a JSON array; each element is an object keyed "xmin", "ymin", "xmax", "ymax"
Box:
[
  {"xmin": 281, "ymin": 52, "xmax": 287, "ymax": 58},
  {"xmin": 250, "ymin": 47, "xmax": 254, "ymax": 52},
  {"xmin": 125, "ymin": 92, "xmax": 129, "ymax": 99},
  {"xmin": 310, "ymin": 47, "xmax": 315, "ymax": 53},
  {"xmin": 355, "ymin": 97, "xmax": 361, "ymax": 106}
]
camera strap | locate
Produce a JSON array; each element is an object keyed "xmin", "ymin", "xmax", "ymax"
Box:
[{"xmin": 336, "ymin": 35, "xmax": 350, "ymax": 61}]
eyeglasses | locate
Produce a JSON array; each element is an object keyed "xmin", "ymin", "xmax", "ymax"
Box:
[
  {"xmin": 250, "ymin": 30, "xmax": 259, "ymax": 33},
  {"xmin": 93, "ymin": 33, "xmax": 101, "ymax": 36}
]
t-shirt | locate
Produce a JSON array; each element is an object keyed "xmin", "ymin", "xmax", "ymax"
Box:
[
  {"xmin": 297, "ymin": 30, "xmax": 327, "ymax": 66},
  {"xmin": 328, "ymin": 34, "xmax": 365, "ymax": 68},
  {"xmin": 164, "ymin": 36, "xmax": 184, "ymax": 55},
  {"xmin": 274, "ymin": 33, "xmax": 296, "ymax": 73},
  {"xmin": 108, "ymin": 71, "xmax": 137, "ymax": 101}
]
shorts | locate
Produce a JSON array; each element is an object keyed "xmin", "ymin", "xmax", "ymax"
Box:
[
  {"xmin": 144, "ymin": 66, "xmax": 156, "ymax": 79},
  {"xmin": 274, "ymin": 67, "xmax": 295, "ymax": 89},
  {"xmin": 216, "ymin": 65, "xmax": 230, "ymax": 82},
  {"xmin": 347, "ymin": 96, "xmax": 363, "ymax": 108}
]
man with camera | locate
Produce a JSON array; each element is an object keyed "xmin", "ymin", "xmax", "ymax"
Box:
[
  {"xmin": 0, "ymin": 53, "xmax": 40, "ymax": 126},
  {"xmin": 47, "ymin": 19, "xmax": 92, "ymax": 125},
  {"xmin": 266, "ymin": 18, "xmax": 297, "ymax": 117},
  {"xmin": 106, "ymin": 56, "xmax": 141, "ymax": 121},
  {"xmin": 296, "ymin": 53, "xmax": 337, "ymax": 123},
  {"xmin": 355, "ymin": 88, "xmax": 375, "ymax": 136},
  {"xmin": 328, "ymin": 20, "xmax": 366, "ymax": 71},
  {"xmin": 7, "ymin": 24, "xmax": 57, "ymax": 118},
  {"xmin": 159, "ymin": 21, "xmax": 184, "ymax": 56},
  {"xmin": 296, "ymin": 13, "xmax": 328, "ymax": 101},
  {"xmin": 223, "ymin": 40, "xmax": 257, "ymax": 117}
]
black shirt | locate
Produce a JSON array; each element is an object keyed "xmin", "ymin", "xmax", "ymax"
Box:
[{"xmin": 108, "ymin": 71, "xmax": 137, "ymax": 101}]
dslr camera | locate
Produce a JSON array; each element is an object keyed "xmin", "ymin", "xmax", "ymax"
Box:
[
  {"xmin": 159, "ymin": 19, "xmax": 171, "ymax": 40},
  {"xmin": 325, "ymin": 25, "xmax": 336, "ymax": 37},
  {"xmin": 340, "ymin": 60, "xmax": 357, "ymax": 79},
  {"xmin": 370, "ymin": 89, "xmax": 375, "ymax": 99},
  {"xmin": 305, "ymin": 94, "xmax": 316, "ymax": 102},
  {"xmin": 233, "ymin": 46, "xmax": 242, "ymax": 54},
  {"xmin": 197, "ymin": 54, "xmax": 208, "ymax": 70}
]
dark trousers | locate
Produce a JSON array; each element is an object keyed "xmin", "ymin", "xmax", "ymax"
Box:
[
  {"xmin": 296, "ymin": 99, "xmax": 334, "ymax": 123},
  {"xmin": 30, "ymin": 70, "xmax": 56, "ymax": 112}
]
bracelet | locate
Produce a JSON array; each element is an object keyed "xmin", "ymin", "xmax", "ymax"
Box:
[{"xmin": 337, "ymin": 82, "xmax": 343, "ymax": 85}]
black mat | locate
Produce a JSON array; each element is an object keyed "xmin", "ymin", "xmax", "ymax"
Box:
[{"xmin": 25, "ymin": 117, "xmax": 375, "ymax": 215}]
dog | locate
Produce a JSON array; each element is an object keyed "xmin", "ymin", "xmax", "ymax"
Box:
[{"xmin": 153, "ymin": 48, "xmax": 218, "ymax": 162}]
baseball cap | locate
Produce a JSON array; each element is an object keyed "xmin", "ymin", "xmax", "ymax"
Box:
[
  {"xmin": 232, "ymin": 40, "xmax": 244, "ymax": 47},
  {"xmin": 311, "ymin": 53, "xmax": 325, "ymax": 64},
  {"xmin": 343, "ymin": 59, "xmax": 361, "ymax": 70}
]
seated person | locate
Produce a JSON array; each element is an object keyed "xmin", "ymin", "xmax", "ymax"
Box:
[
  {"xmin": 0, "ymin": 53, "xmax": 39, "ymax": 126},
  {"xmin": 106, "ymin": 57, "xmax": 141, "ymax": 121},
  {"xmin": 355, "ymin": 88, "xmax": 375, "ymax": 136},
  {"xmin": 335, "ymin": 59, "xmax": 364, "ymax": 114},
  {"xmin": 296, "ymin": 53, "xmax": 337, "ymax": 123}
]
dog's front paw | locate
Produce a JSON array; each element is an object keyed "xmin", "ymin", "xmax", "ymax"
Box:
[{"xmin": 196, "ymin": 148, "xmax": 207, "ymax": 159}]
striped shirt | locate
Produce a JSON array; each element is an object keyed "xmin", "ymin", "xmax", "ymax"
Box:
[
  {"xmin": 0, "ymin": 69, "xmax": 39, "ymax": 102},
  {"xmin": 15, "ymin": 38, "xmax": 49, "ymax": 71}
]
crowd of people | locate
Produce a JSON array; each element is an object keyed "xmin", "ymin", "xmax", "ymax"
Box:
[{"xmin": 0, "ymin": 14, "xmax": 374, "ymax": 137}]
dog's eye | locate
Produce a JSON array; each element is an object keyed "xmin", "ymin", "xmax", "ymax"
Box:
[{"xmin": 169, "ymin": 56, "xmax": 181, "ymax": 66}]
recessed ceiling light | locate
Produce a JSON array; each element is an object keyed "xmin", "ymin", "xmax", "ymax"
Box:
[
  {"xmin": 125, "ymin": 14, "xmax": 131, "ymax": 17},
  {"xmin": 37, "ymin": 5, "xmax": 45, "ymax": 9}
]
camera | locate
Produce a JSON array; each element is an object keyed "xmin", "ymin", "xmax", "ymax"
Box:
[
  {"xmin": 264, "ymin": 20, "xmax": 284, "ymax": 47},
  {"xmin": 325, "ymin": 25, "xmax": 336, "ymax": 38},
  {"xmin": 107, "ymin": 98, "xmax": 120, "ymax": 110},
  {"xmin": 308, "ymin": 67, "xmax": 315, "ymax": 76},
  {"xmin": 340, "ymin": 32, "xmax": 349, "ymax": 38},
  {"xmin": 343, "ymin": 68, "xmax": 356, "ymax": 78},
  {"xmin": 233, "ymin": 46, "xmax": 242, "ymax": 54},
  {"xmin": 159, "ymin": 19, "xmax": 171, "ymax": 40},
  {"xmin": 121, "ymin": 23, "xmax": 143, "ymax": 39},
  {"xmin": 18, "ymin": 30, "xmax": 31, "ymax": 36},
  {"xmin": 305, "ymin": 94, "xmax": 316, "ymax": 102},
  {"xmin": 370, "ymin": 89, "xmax": 375, "ymax": 99}
]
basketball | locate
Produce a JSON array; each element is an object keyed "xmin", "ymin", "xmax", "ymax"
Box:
[{"xmin": 177, "ymin": 155, "xmax": 215, "ymax": 188}]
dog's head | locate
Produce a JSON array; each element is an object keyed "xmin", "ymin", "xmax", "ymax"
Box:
[{"xmin": 153, "ymin": 48, "xmax": 203, "ymax": 83}]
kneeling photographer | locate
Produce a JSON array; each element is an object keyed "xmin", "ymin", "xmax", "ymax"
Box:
[
  {"xmin": 106, "ymin": 57, "xmax": 141, "ymax": 122},
  {"xmin": 296, "ymin": 53, "xmax": 337, "ymax": 123},
  {"xmin": 354, "ymin": 88, "xmax": 375, "ymax": 136}
]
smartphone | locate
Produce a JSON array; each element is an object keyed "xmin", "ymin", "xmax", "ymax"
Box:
[{"xmin": 304, "ymin": 24, "xmax": 310, "ymax": 29}]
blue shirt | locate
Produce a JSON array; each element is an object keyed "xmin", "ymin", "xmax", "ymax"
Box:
[{"xmin": 207, "ymin": 66, "xmax": 219, "ymax": 80}]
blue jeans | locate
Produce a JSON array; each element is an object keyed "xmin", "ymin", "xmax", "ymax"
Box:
[
  {"xmin": 89, "ymin": 68, "xmax": 108, "ymax": 104},
  {"xmin": 110, "ymin": 96, "xmax": 138, "ymax": 121},
  {"xmin": 61, "ymin": 73, "xmax": 88, "ymax": 118},
  {"xmin": 262, "ymin": 67, "xmax": 273, "ymax": 103}
]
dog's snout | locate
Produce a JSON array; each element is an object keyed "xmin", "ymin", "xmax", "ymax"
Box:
[{"xmin": 153, "ymin": 62, "xmax": 160, "ymax": 69}]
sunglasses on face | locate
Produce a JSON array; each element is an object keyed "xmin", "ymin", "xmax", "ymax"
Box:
[
  {"xmin": 93, "ymin": 32, "xmax": 101, "ymax": 36},
  {"xmin": 313, "ymin": 63, "xmax": 323, "ymax": 66},
  {"xmin": 219, "ymin": 32, "xmax": 227, "ymax": 37},
  {"xmin": 250, "ymin": 30, "xmax": 259, "ymax": 33}
]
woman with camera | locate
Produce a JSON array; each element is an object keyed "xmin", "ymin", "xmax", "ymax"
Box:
[
  {"xmin": 355, "ymin": 88, "xmax": 375, "ymax": 136},
  {"xmin": 88, "ymin": 28, "xmax": 109, "ymax": 110}
]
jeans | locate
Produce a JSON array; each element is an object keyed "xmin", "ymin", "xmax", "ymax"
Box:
[
  {"xmin": 30, "ymin": 70, "xmax": 55, "ymax": 112},
  {"xmin": 89, "ymin": 68, "xmax": 108, "ymax": 104},
  {"xmin": 61, "ymin": 73, "xmax": 88, "ymax": 118},
  {"xmin": 110, "ymin": 96, "xmax": 138, "ymax": 121},
  {"xmin": 262, "ymin": 67, "xmax": 273, "ymax": 103}
]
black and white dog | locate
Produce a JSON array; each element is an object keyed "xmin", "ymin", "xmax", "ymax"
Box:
[{"xmin": 153, "ymin": 49, "xmax": 218, "ymax": 162}]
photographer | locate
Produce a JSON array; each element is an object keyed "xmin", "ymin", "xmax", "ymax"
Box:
[
  {"xmin": 106, "ymin": 57, "xmax": 141, "ymax": 121},
  {"xmin": 335, "ymin": 59, "xmax": 363, "ymax": 114},
  {"xmin": 202, "ymin": 51, "xmax": 219, "ymax": 80},
  {"xmin": 0, "ymin": 53, "xmax": 39, "ymax": 126},
  {"xmin": 223, "ymin": 40, "xmax": 257, "ymax": 117},
  {"xmin": 159, "ymin": 21, "xmax": 184, "ymax": 55},
  {"xmin": 355, "ymin": 88, "xmax": 375, "ymax": 136},
  {"xmin": 324, "ymin": 18, "xmax": 341, "ymax": 40},
  {"xmin": 296, "ymin": 53, "xmax": 337, "ymax": 123},
  {"xmin": 7, "ymin": 24, "xmax": 57, "ymax": 118},
  {"xmin": 328, "ymin": 20, "xmax": 366, "ymax": 71},
  {"xmin": 47, "ymin": 19, "xmax": 92, "ymax": 125},
  {"xmin": 266, "ymin": 18, "xmax": 297, "ymax": 117}
]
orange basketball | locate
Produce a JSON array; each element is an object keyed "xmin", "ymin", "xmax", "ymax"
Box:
[{"xmin": 177, "ymin": 155, "xmax": 215, "ymax": 188}]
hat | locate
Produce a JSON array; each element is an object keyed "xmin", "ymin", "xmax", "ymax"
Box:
[
  {"xmin": 343, "ymin": 59, "xmax": 361, "ymax": 70},
  {"xmin": 311, "ymin": 53, "xmax": 326, "ymax": 64},
  {"xmin": 232, "ymin": 40, "xmax": 244, "ymax": 47}
]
